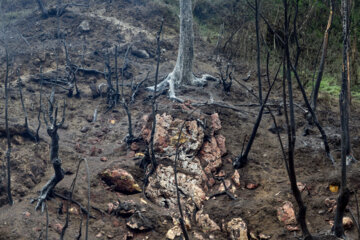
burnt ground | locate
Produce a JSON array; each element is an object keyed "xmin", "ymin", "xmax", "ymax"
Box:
[{"xmin": 1, "ymin": 1, "xmax": 360, "ymax": 239}]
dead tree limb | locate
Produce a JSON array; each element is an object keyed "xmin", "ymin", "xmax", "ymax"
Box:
[
  {"xmin": 218, "ymin": 62, "xmax": 233, "ymax": 93},
  {"xmin": 17, "ymin": 73, "xmax": 37, "ymax": 142},
  {"xmin": 36, "ymin": 67, "xmax": 44, "ymax": 142},
  {"xmin": 149, "ymin": 20, "xmax": 163, "ymax": 173},
  {"xmin": 4, "ymin": 48, "xmax": 13, "ymax": 206}
]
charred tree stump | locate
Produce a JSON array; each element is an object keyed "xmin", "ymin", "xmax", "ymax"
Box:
[{"xmin": 33, "ymin": 90, "xmax": 66, "ymax": 211}]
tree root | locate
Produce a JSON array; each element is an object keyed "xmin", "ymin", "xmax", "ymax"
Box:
[{"xmin": 146, "ymin": 72, "xmax": 217, "ymax": 102}]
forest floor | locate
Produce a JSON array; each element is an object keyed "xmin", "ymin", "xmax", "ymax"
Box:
[{"xmin": 1, "ymin": 1, "xmax": 360, "ymax": 239}]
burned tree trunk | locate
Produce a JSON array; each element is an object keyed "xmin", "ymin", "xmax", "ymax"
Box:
[
  {"xmin": 282, "ymin": 0, "xmax": 312, "ymax": 239},
  {"xmin": 334, "ymin": 0, "xmax": 351, "ymax": 237},
  {"xmin": 4, "ymin": 48, "xmax": 13, "ymax": 206},
  {"xmin": 255, "ymin": 0, "xmax": 262, "ymax": 105},
  {"xmin": 33, "ymin": 90, "xmax": 66, "ymax": 211},
  {"xmin": 311, "ymin": 0, "xmax": 334, "ymax": 112}
]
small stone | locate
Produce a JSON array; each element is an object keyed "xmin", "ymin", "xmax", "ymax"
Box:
[
  {"xmin": 96, "ymin": 232, "xmax": 103, "ymax": 238},
  {"xmin": 13, "ymin": 135, "xmax": 24, "ymax": 145},
  {"xmin": 100, "ymin": 157, "xmax": 108, "ymax": 162},
  {"xmin": 211, "ymin": 113, "xmax": 222, "ymax": 133},
  {"xmin": 226, "ymin": 217, "xmax": 248, "ymax": 240},
  {"xmin": 107, "ymin": 234, "xmax": 114, "ymax": 239},
  {"xmin": 166, "ymin": 226, "xmax": 182, "ymax": 239},
  {"xmin": 249, "ymin": 231, "xmax": 257, "ymax": 239},
  {"xmin": 127, "ymin": 151, "xmax": 135, "ymax": 158},
  {"xmin": 232, "ymin": 170, "xmax": 241, "ymax": 187},
  {"xmin": 318, "ymin": 210, "xmax": 326, "ymax": 215},
  {"xmin": 277, "ymin": 201, "xmax": 296, "ymax": 226},
  {"xmin": 286, "ymin": 225, "xmax": 300, "ymax": 231},
  {"xmin": 130, "ymin": 142, "xmax": 139, "ymax": 151},
  {"xmin": 246, "ymin": 183, "xmax": 259, "ymax": 190},
  {"xmin": 343, "ymin": 216, "xmax": 353, "ymax": 230},
  {"xmin": 112, "ymin": 218, "xmax": 121, "ymax": 227},
  {"xmin": 131, "ymin": 48, "xmax": 150, "ymax": 59},
  {"xmin": 69, "ymin": 207, "xmax": 79, "ymax": 215},
  {"xmin": 297, "ymin": 182, "xmax": 306, "ymax": 192},
  {"xmin": 126, "ymin": 211, "xmax": 153, "ymax": 231},
  {"xmin": 79, "ymin": 20, "xmax": 90, "ymax": 32},
  {"xmin": 259, "ymin": 233, "xmax": 271, "ymax": 239},
  {"xmin": 23, "ymin": 211, "xmax": 31, "ymax": 217},
  {"xmin": 53, "ymin": 223, "xmax": 63, "ymax": 234},
  {"xmin": 80, "ymin": 126, "xmax": 90, "ymax": 133},
  {"xmin": 195, "ymin": 210, "xmax": 220, "ymax": 233},
  {"xmin": 107, "ymin": 203, "xmax": 114, "ymax": 214}
]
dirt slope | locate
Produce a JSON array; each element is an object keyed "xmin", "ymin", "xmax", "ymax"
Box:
[{"xmin": 1, "ymin": 1, "xmax": 360, "ymax": 239}]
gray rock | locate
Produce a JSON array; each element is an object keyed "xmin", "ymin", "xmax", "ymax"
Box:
[
  {"xmin": 79, "ymin": 20, "xmax": 90, "ymax": 32},
  {"xmin": 131, "ymin": 48, "xmax": 150, "ymax": 59}
]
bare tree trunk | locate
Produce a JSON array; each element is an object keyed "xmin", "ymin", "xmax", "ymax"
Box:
[
  {"xmin": 311, "ymin": 0, "xmax": 334, "ymax": 112},
  {"xmin": 334, "ymin": 0, "xmax": 351, "ymax": 237},
  {"xmin": 255, "ymin": 0, "xmax": 262, "ymax": 105},
  {"xmin": 147, "ymin": 0, "xmax": 212, "ymax": 101},
  {"xmin": 4, "ymin": 48, "xmax": 13, "ymax": 206},
  {"xmin": 283, "ymin": 0, "xmax": 312, "ymax": 238}
]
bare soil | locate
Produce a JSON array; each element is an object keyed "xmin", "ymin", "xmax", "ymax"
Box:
[{"xmin": 1, "ymin": 1, "xmax": 360, "ymax": 239}]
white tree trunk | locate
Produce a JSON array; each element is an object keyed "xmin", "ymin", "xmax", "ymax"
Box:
[
  {"xmin": 148, "ymin": 0, "xmax": 212, "ymax": 101},
  {"xmin": 174, "ymin": 0, "xmax": 194, "ymax": 86}
]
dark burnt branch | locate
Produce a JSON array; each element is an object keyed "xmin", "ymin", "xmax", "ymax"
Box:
[
  {"xmin": 233, "ymin": 62, "xmax": 281, "ymax": 169},
  {"xmin": 104, "ymin": 51, "xmax": 115, "ymax": 109},
  {"xmin": 60, "ymin": 158, "xmax": 90, "ymax": 240},
  {"xmin": 283, "ymin": 0, "xmax": 312, "ymax": 238},
  {"xmin": 131, "ymin": 72, "xmax": 150, "ymax": 104},
  {"xmin": 33, "ymin": 90, "xmax": 67, "ymax": 211},
  {"xmin": 4, "ymin": 48, "xmax": 13, "ymax": 206},
  {"xmin": 255, "ymin": 0, "xmax": 262, "ymax": 104},
  {"xmin": 36, "ymin": 67, "xmax": 44, "ymax": 142},
  {"xmin": 144, "ymin": 19, "xmax": 164, "ymax": 188},
  {"xmin": 334, "ymin": 0, "xmax": 351, "ymax": 236},
  {"xmin": 17, "ymin": 74, "xmax": 37, "ymax": 142},
  {"xmin": 246, "ymin": 0, "xmax": 285, "ymax": 46},
  {"xmin": 115, "ymin": 45, "xmax": 120, "ymax": 103},
  {"xmin": 209, "ymin": 177, "xmax": 236, "ymax": 200},
  {"xmin": 173, "ymin": 106, "xmax": 202, "ymax": 240},
  {"xmin": 290, "ymin": 63, "xmax": 335, "ymax": 164},
  {"xmin": 63, "ymin": 40, "xmax": 80, "ymax": 98},
  {"xmin": 36, "ymin": 0, "xmax": 49, "ymax": 18}
]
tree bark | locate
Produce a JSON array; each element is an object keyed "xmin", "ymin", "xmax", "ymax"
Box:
[{"xmin": 334, "ymin": 0, "xmax": 351, "ymax": 237}]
